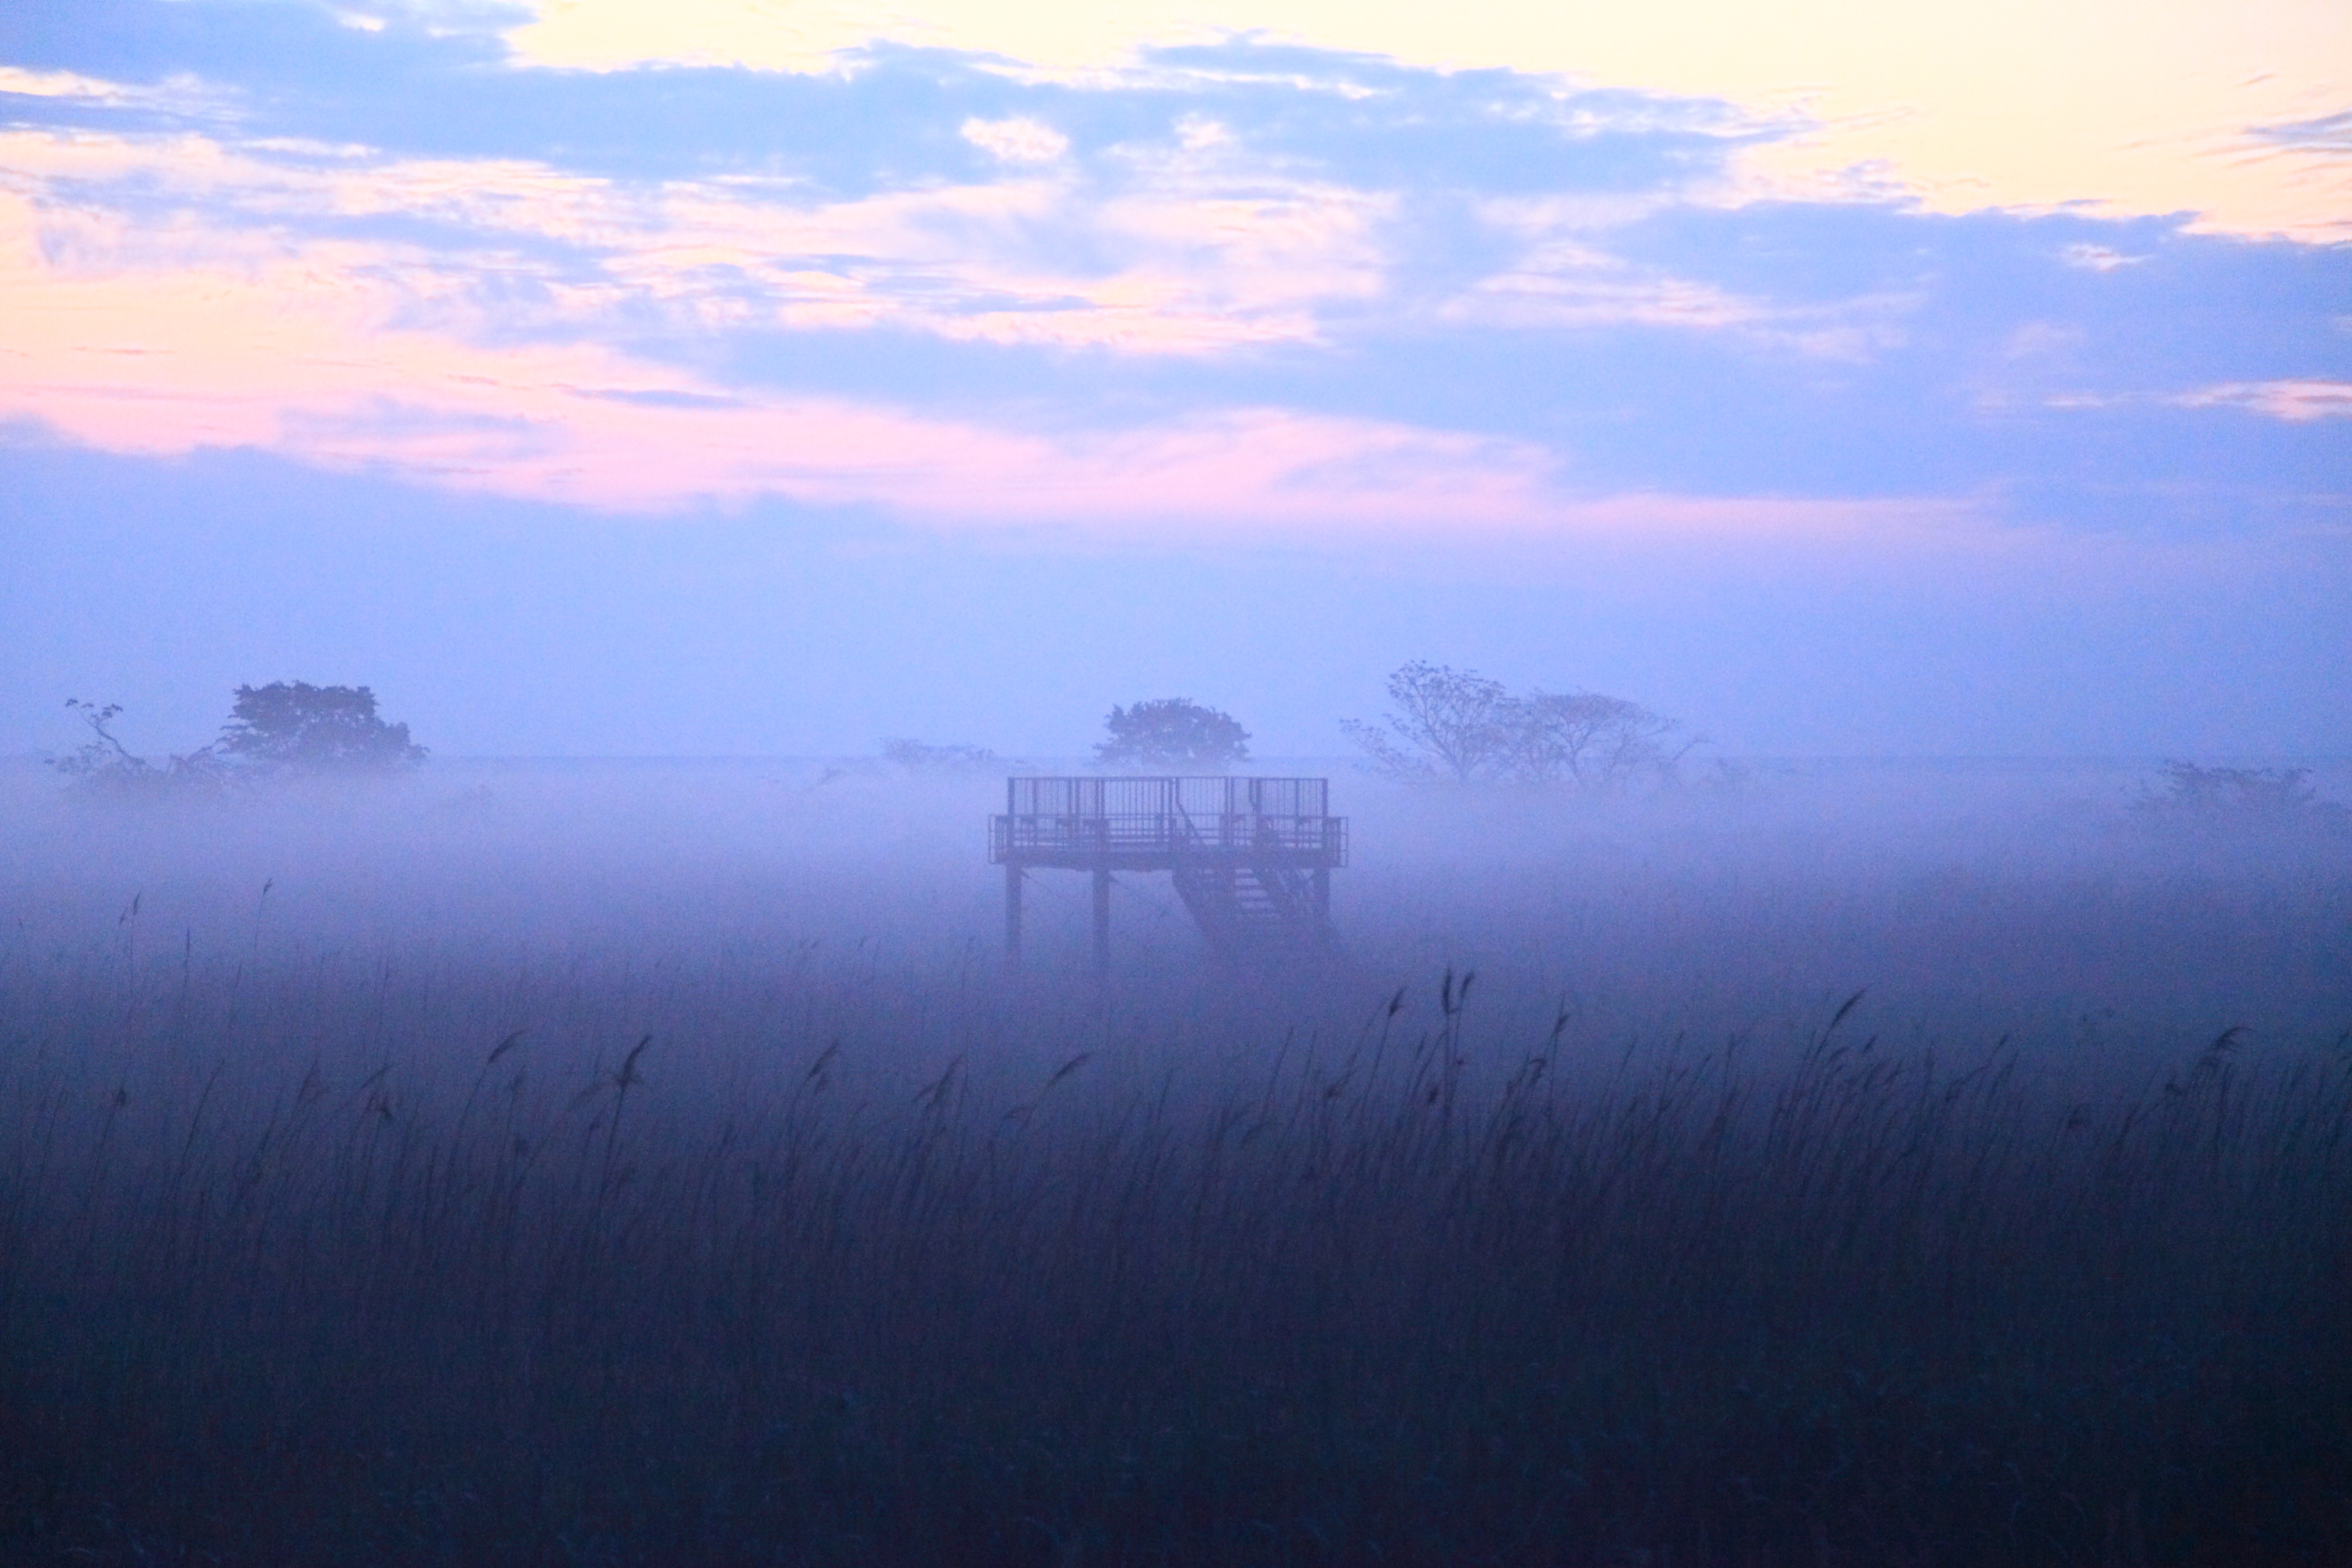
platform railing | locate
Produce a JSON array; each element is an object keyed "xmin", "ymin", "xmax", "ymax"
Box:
[
  {"xmin": 1005, "ymin": 775, "xmax": 1330, "ymax": 820},
  {"xmin": 990, "ymin": 811, "xmax": 1347, "ymax": 862}
]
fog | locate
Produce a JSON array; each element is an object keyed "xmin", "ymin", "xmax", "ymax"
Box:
[
  {"xmin": 9, "ymin": 753, "xmax": 2345, "ymax": 1105},
  {"xmin": 12, "ymin": 750, "xmax": 2346, "ymax": 1243}
]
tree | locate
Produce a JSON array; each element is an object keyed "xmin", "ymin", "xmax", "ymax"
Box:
[
  {"xmin": 47, "ymin": 699, "xmax": 225, "ymax": 800},
  {"xmin": 216, "ymin": 682, "xmax": 426, "ymax": 774},
  {"xmin": 1344, "ymin": 662, "xmax": 1690, "ymax": 789},
  {"xmin": 1095, "ymin": 699, "xmax": 1251, "ymax": 771},
  {"xmin": 2136, "ymin": 761, "xmax": 2350, "ymax": 829},
  {"xmin": 1339, "ymin": 662, "xmax": 1515, "ymax": 783},
  {"xmin": 49, "ymin": 699, "xmax": 147, "ymax": 788},
  {"xmin": 1510, "ymin": 690, "xmax": 1690, "ymax": 787}
]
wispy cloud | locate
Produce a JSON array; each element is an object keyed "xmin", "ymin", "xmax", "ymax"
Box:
[
  {"xmin": 1440, "ymin": 199, "xmax": 1914, "ymax": 359},
  {"xmin": 0, "ymin": 66, "xmax": 216, "ymax": 109},
  {"xmin": 1440, "ymin": 230, "xmax": 1759, "ymax": 332},
  {"xmin": 2172, "ymin": 379, "xmax": 2352, "ymax": 422},
  {"xmin": 2248, "ymin": 109, "xmax": 2352, "ymax": 156},
  {"xmin": 2060, "ymin": 243, "xmax": 2144, "ymax": 273},
  {"xmin": 10, "ymin": 159, "xmax": 2040, "ymax": 543},
  {"xmin": 0, "ymin": 181, "xmax": 1548, "ymax": 521},
  {"xmin": 960, "ymin": 115, "xmax": 1069, "ymax": 164},
  {"xmin": 0, "ymin": 117, "xmax": 1393, "ymax": 357}
]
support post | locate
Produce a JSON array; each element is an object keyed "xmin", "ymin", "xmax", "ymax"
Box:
[
  {"xmin": 1312, "ymin": 866, "xmax": 1331, "ymax": 920},
  {"xmin": 1091, "ymin": 867, "xmax": 1112, "ymax": 975},
  {"xmin": 1004, "ymin": 862, "xmax": 1023, "ymax": 964}
]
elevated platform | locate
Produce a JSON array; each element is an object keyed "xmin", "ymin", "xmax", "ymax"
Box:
[{"xmin": 990, "ymin": 776, "xmax": 1347, "ymax": 966}]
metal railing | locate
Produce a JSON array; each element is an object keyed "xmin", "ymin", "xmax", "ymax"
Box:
[
  {"xmin": 991, "ymin": 811, "xmax": 1346, "ymax": 862},
  {"xmin": 1006, "ymin": 776, "xmax": 1329, "ymax": 819}
]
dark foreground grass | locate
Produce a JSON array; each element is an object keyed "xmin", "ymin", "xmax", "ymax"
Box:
[{"xmin": 1, "ymin": 964, "xmax": 2347, "ymax": 1567}]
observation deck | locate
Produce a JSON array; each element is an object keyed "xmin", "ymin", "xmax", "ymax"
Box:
[{"xmin": 989, "ymin": 775, "xmax": 1346, "ymax": 967}]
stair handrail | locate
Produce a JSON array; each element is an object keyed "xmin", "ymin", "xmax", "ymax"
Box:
[{"xmin": 1169, "ymin": 789, "xmax": 1205, "ymax": 856}]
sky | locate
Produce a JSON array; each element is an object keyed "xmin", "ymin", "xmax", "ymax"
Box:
[{"xmin": 2, "ymin": 0, "xmax": 2347, "ymax": 760}]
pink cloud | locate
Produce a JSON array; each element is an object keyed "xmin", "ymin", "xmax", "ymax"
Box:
[
  {"xmin": 0, "ymin": 182, "xmax": 1985, "ymax": 546},
  {"xmin": 0, "ymin": 122, "xmax": 1388, "ymax": 361},
  {"xmin": 0, "ymin": 192, "xmax": 1542, "ymax": 525}
]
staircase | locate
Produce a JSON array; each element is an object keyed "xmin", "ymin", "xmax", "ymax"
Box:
[{"xmin": 1171, "ymin": 862, "xmax": 1332, "ymax": 958}]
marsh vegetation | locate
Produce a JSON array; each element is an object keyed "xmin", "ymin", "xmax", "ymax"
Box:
[{"xmin": 0, "ymin": 759, "xmax": 2345, "ymax": 1565}]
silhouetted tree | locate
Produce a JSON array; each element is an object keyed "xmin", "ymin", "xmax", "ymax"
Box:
[
  {"xmin": 1345, "ymin": 662, "xmax": 1690, "ymax": 788},
  {"xmin": 46, "ymin": 699, "xmax": 224, "ymax": 799},
  {"xmin": 1510, "ymin": 690, "xmax": 1690, "ymax": 787},
  {"xmin": 50, "ymin": 684, "xmax": 426, "ymax": 799},
  {"xmin": 1095, "ymin": 699, "xmax": 1251, "ymax": 771},
  {"xmin": 2137, "ymin": 761, "xmax": 2349, "ymax": 829},
  {"xmin": 1341, "ymin": 662, "xmax": 1515, "ymax": 783},
  {"xmin": 218, "ymin": 682, "xmax": 425, "ymax": 774}
]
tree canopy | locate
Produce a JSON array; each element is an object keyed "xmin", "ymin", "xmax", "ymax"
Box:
[
  {"xmin": 218, "ymin": 682, "xmax": 426, "ymax": 774},
  {"xmin": 1339, "ymin": 662, "xmax": 1514, "ymax": 783},
  {"xmin": 2136, "ymin": 761, "xmax": 2350, "ymax": 830},
  {"xmin": 1343, "ymin": 662, "xmax": 1689, "ymax": 787},
  {"xmin": 1095, "ymin": 699, "xmax": 1252, "ymax": 771}
]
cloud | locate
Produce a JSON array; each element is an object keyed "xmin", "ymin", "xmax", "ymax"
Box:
[
  {"xmin": 0, "ymin": 119, "xmax": 1392, "ymax": 358},
  {"xmin": 1438, "ymin": 199, "xmax": 1915, "ymax": 360},
  {"xmin": 0, "ymin": 180, "xmax": 1551, "ymax": 523},
  {"xmin": 960, "ymin": 115, "xmax": 1067, "ymax": 164},
  {"xmin": 16, "ymin": 0, "xmax": 2351, "ymax": 239},
  {"xmin": 2035, "ymin": 379, "xmax": 2352, "ymax": 425},
  {"xmin": 2248, "ymin": 109, "xmax": 2352, "ymax": 156},
  {"xmin": 1441, "ymin": 252, "xmax": 1760, "ymax": 332},
  {"xmin": 2172, "ymin": 379, "xmax": 2352, "ymax": 422},
  {"xmin": 5, "ymin": 164, "xmax": 2045, "ymax": 548},
  {"xmin": 2060, "ymin": 243, "xmax": 2143, "ymax": 272},
  {"xmin": 0, "ymin": 65, "xmax": 185, "ymax": 104},
  {"xmin": 495, "ymin": 0, "xmax": 2352, "ymax": 238},
  {"xmin": 2, "ymin": 20, "xmax": 2347, "ymax": 539}
]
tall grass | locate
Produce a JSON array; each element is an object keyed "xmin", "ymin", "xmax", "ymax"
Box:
[
  {"xmin": 2, "ymin": 761, "xmax": 2346, "ymax": 1563},
  {"xmin": 1, "ymin": 946, "xmax": 2345, "ymax": 1565}
]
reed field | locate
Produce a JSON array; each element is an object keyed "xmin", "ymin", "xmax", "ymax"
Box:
[{"xmin": 0, "ymin": 759, "xmax": 2346, "ymax": 1565}]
